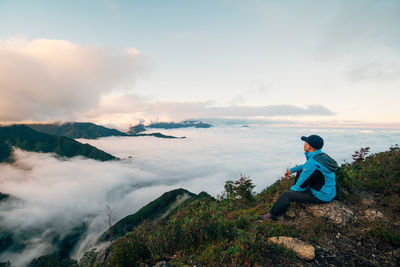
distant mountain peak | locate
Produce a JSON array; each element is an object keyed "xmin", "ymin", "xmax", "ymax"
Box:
[{"xmin": 128, "ymin": 120, "xmax": 213, "ymax": 136}]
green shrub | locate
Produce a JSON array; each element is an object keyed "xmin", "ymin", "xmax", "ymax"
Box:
[
  {"xmin": 106, "ymin": 235, "xmax": 151, "ymax": 267},
  {"xmin": 336, "ymin": 146, "xmax": 400, "ymax": 195},
  {"xmin": 79, "ymin": 248, "xmax": 98, "ymax": 267},
  {"xmin": 28, "ymin": 254, "xmax": 78, "ymax": 267},
  {"xmin": 223, "ymin": 175, "xmax": 255, "ymax": 205}
]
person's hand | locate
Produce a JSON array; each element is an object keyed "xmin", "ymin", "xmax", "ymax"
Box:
[{"xmin": 284, "ymin": 170, "xmax": 292, "ymax": 178}]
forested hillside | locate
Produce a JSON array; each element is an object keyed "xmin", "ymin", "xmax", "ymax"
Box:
[{"xmin": 0, "ymin": 125, "xmax": 117, "ymax": 162}]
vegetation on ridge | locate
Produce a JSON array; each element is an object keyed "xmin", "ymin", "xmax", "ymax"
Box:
[
  {"xmin": 0, "ymin": 125, "xmax": 117, "ymax": 162},
  {"xmin": 27, "ymin": 122, "xmax": 128, "ymax": 139},
  {"xmin": 98, "ymin": 189, "xmax": 197, "ymax": 242},
  {"xmin": 27, "ymin": 121, "xmax": 184, "ymax": 140},
  {"xmin": 0, "ymin": 141, "xmax": 12, "ymax": 162}
]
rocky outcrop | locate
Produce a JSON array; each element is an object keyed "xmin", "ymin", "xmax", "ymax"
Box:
[
  {"xmin": 305, "ymin": 200, "xmax": 354, "ymax": 225},
  {"xmin": 301, "ymin": 198, "xmax": 384, "ymax": 224},
  {"xmin": 268, "ymin": 236, "xmax": 315, "ymax": 261}
]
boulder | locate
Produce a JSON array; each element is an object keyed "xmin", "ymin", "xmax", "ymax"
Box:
[
  {"xmin": 268, "ymin": 236, "xmax": 315, "ymax": 261},
  {"xmin": 305, "ymin": 200, "xmax": 354, "ymax": 225}
]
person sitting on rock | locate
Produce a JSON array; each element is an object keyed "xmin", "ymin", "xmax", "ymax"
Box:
[{"xmin": 260, "ymin": 135, "xmax": 339, "ymax": 221}]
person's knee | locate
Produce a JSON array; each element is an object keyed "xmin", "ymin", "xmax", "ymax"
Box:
[
  {"xmin": 280, "ymin": 190, "xmax": 303, "ymax": 202},
  {"xmin": 280, "ymin": 191, "xmax": 292, "ymax": 199},
  {"xmin": 276, "ymin": 191, "xmax": 292, "ymax": 204}
]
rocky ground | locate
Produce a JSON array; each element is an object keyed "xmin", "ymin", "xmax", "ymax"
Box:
[{"xmin": 266, "ymin": 191, "xmax": 400, "ymax": 266}]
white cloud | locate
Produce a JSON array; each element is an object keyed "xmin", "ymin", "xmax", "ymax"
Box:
[
  {"xmin": 0, "ymin": 36, "xmax": 149, "ymax": 122},
  {"xmin": 84, "ymin": 94, "xmax": 334, "ymax": 129}
]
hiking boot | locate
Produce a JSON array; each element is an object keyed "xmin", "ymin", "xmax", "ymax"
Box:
[{"xmin": 258, "ymin": 213, "xmax": 278, "ymax": 221}]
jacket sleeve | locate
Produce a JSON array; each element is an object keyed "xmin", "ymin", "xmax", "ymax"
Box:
[
  {"xmin": 290, "ymin": 161, "xmax": 317, "ymax": 192},
  {"xmin": 290, "ymin": 164, "xmax": 304, "ymax": 173}
]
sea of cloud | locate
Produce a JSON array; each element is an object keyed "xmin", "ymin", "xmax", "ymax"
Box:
[{"xmin": 0, "ymin": 124, "xmax": 399, "ymax": 265}]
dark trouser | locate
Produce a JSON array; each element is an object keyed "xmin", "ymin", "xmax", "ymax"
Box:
[{"xmin": 269, "ymin": 171, "xmax": 324, "ymax": 217}]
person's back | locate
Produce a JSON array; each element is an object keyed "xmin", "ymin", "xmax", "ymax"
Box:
[{"xmin": 309, "ymin": 152, "xmax": 338, "ymax": 201}]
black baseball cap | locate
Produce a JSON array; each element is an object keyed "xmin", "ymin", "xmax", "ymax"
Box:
[{"xmin": 301, "ymin": 135, "xmax": 324, "ymax": 149}]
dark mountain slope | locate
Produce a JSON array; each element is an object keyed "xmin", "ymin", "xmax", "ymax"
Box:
[
  {"xmin": 0, "ymin": 125, "xmax": 116, "ymax": 162},
  {"xmin": 0, "ymin": 142, "xmax": 12, "ymax": 162},
  {"xmin": 98, "ymin": 188, "xmax": 197, "ymax": 242},
  {"xmin": 128, "ymin": 120, "xmax": 213, "ymax": 138},
  {"xmin": 27, "ymin": 122, "xmax": 128, "ymax": 139},
  {"xmin": 0, "ymin": 193, "xmax": 9, "ymax": 202},
  {"xmin": 129, "ymin": 120, "xmax": 213, "ymax": 134},
  {"xmin": 28, "ymin": 122, "xmax": 182, "ymax": 140}
]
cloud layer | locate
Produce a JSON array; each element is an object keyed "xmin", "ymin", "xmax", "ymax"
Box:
[
  {"xmin": 86, "ymin": 94, "xmax": 334, "ymax": 129},
  {"xmin": 0, "ymin": 36, "xmax": 149, "ymax": 122}
]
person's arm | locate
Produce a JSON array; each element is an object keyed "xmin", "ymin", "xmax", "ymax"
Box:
[
  {"xmin": 290, "ymin": 164, "xmax": 304, "ymax": 173},
  {"xmin": 290, "ymin": 161, "xmax": 317, "ymax": 191}
]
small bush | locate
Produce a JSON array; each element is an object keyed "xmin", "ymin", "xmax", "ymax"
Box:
[
  {"xmin": 28, "ymin": 254, "xmax": 78, "ymax": 267},
  {"xmin": 106, "ymin": 235, "xmax": 151, "ymax": 267},
  {"xmin": 223, "ymin": 175, "xmax": 255, "ymax": 205},
  {"xmin": 79, "ymin": 248, "xmax": 98, "ymax": 267},
  {"xmin": 337, "ymin": 146, "xmax": 400, "ymax": 195},
  {"xmin": 352, "ymin": 147, "xmax": 370, "ymax": 164}
]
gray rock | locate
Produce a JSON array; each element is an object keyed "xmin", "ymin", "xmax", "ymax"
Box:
[{"xmin": 305, "ymin": 200, "xmax": 354, "ymax": 225}]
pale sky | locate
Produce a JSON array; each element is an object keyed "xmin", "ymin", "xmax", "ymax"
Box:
[{"xmin": 0, "ymin": 0, "xmax": 399, "ymax": 128}]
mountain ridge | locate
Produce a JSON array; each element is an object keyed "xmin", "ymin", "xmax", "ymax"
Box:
[
  {"xmin": 98, "ymin": 188, "xmax": 198, "ymax": 243},
  {"xmin": 128, "ymin": 120, "xmax": 213, "ymax": 135},
  {"xmin": 26, "ymin": 122, "xmax": 128, "ymax": 139},
  {"xmin": 26, "ymin": 122, "xmax": 184, "ymax": 139},
  {"xmin": 0, "ymin": 125, "xmax": 117, "ymax": 162}
]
